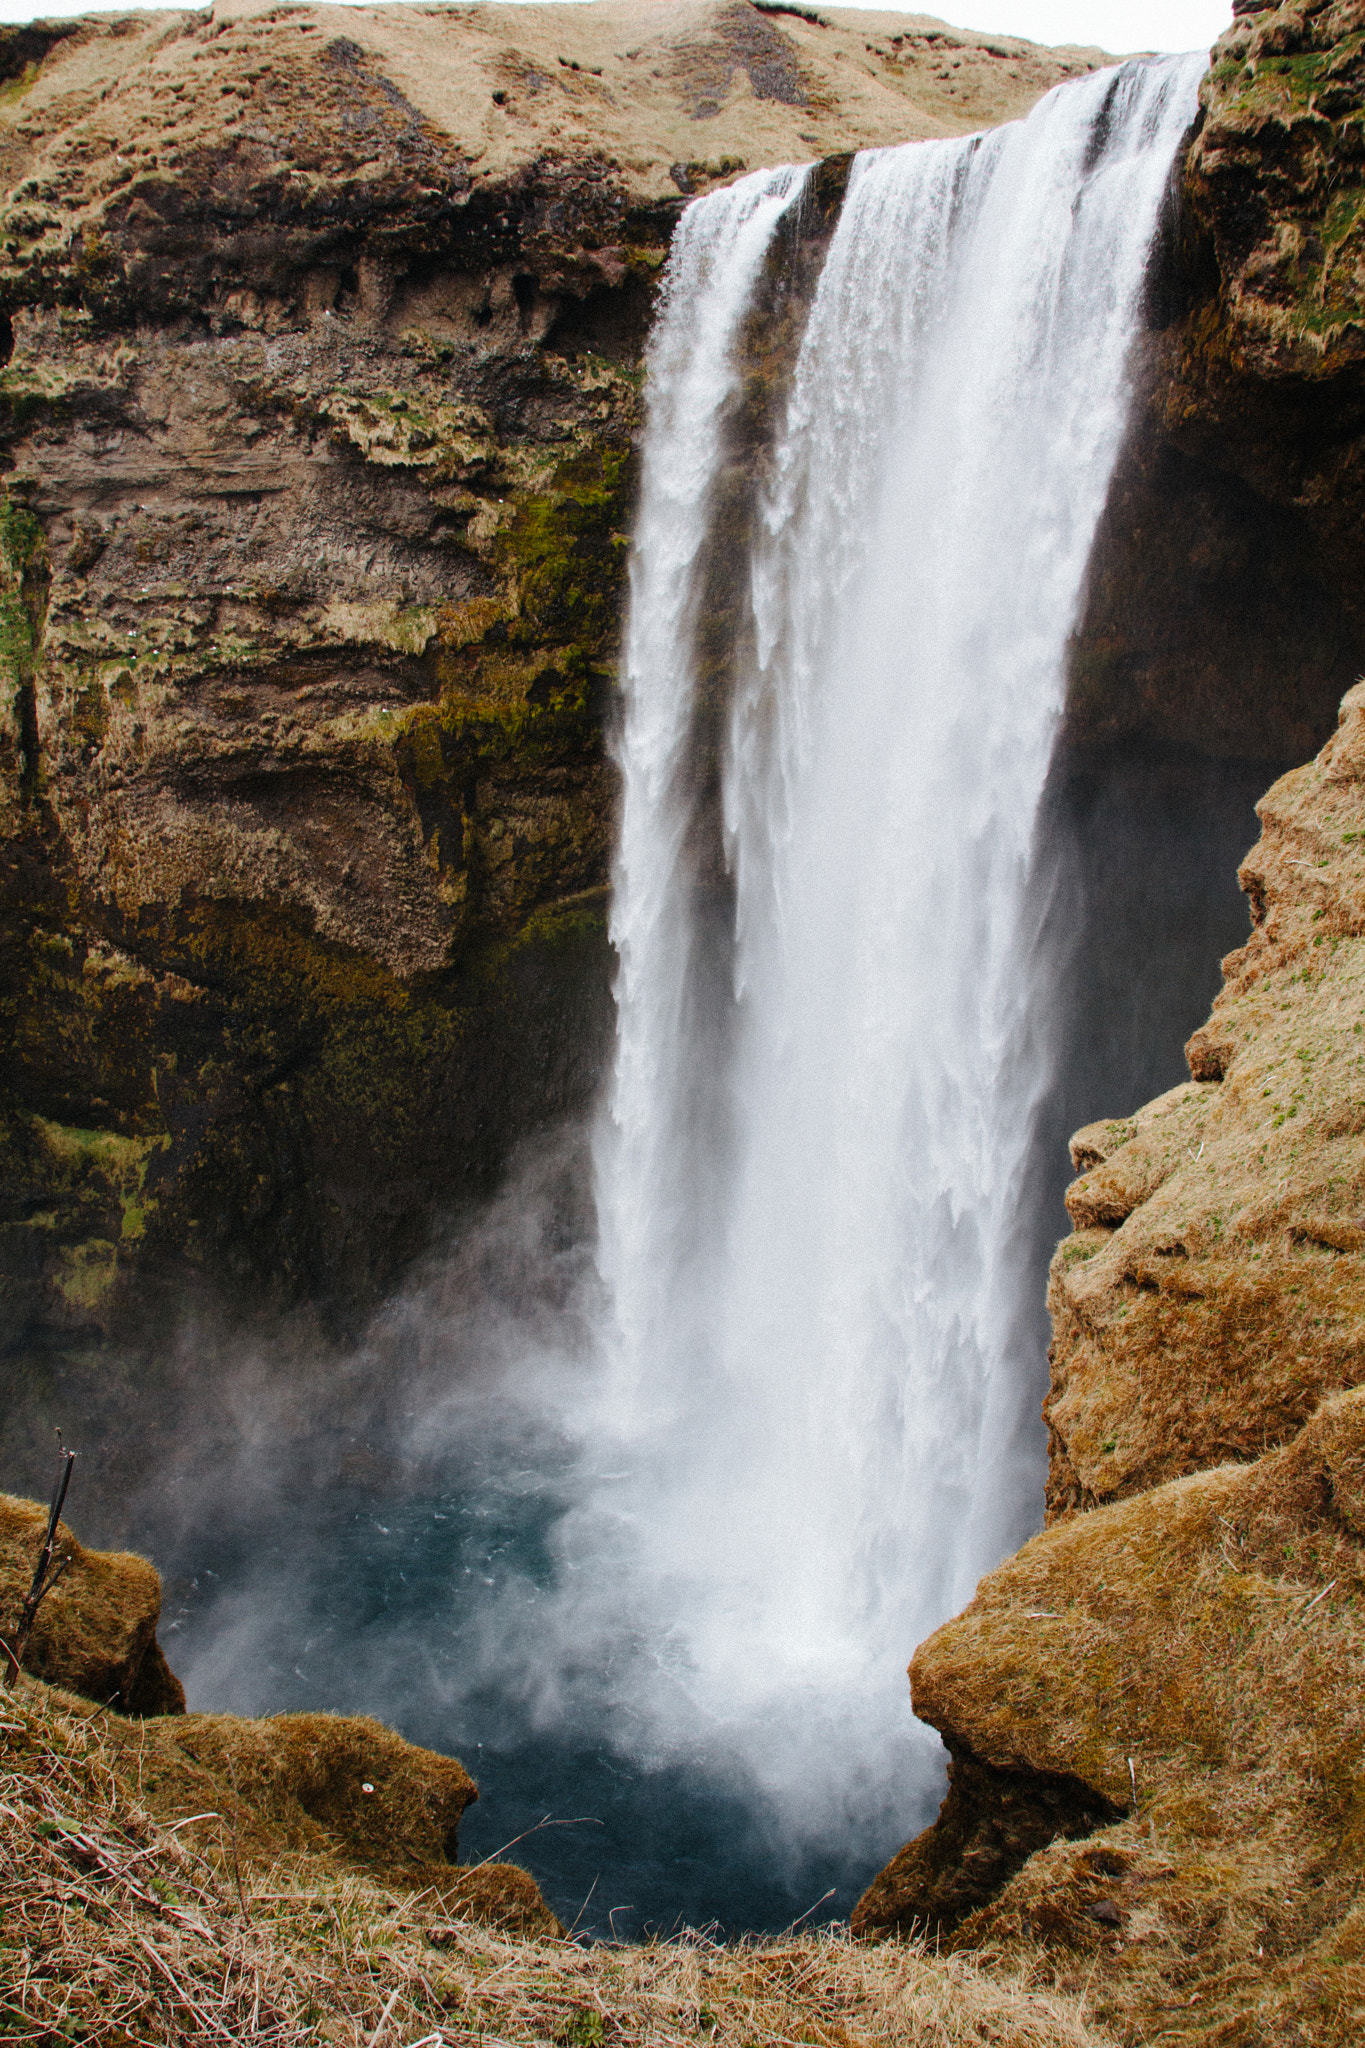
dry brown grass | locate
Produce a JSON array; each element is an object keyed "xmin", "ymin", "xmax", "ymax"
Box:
[
  {"xmin": 898, "ymin": 1389, "xmax": 1365, "ymax": 2043},
  {"xmin": 0, "ymin": 1677, "xmax": 1114, "ymax": 2048},
  {"xmin": 0, "ymin": 1496, "xmax": 181, "ymax": 1717}
]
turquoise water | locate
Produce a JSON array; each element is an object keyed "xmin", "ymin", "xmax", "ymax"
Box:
[{"xmin": 160, "ymin": 1456, "xmax": 921, "ymax": 1938}]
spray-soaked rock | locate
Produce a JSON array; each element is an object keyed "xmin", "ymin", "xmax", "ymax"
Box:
[{"xmin": 0, "ymin": 2, "xmax": 1098, "ymax": 1368}]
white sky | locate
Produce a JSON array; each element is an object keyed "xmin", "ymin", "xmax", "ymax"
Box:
[{"xmin": 0, "ymin": 0, "xmax": 1236, "ymax": 59}]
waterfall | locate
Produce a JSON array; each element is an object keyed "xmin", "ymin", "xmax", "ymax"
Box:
[
  {"xmin": 594, "ymin": 161, "xmax": 810, "ymax": 1434},
  {"xmin": 571, "ymin": 55, "xmax": 1206, "ymax": 1854}
]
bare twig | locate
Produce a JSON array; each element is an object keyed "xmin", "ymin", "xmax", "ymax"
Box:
[
  {"xmin": 1, "ymin": 1440, "xmax": 77, "ymax": 1690},
  {"xmin": 464, "ymin": 1814, "xmax": 603, "ymax": 1875}
]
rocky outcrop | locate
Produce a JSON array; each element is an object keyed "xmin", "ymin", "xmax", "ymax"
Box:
[
  {"xmin": 858, "ymin": 6, "xmax": 1365, "ymax": 1962},
  {"xmin": 1047, "ymin": 680, "xmax": 1365, "ymax": 1519},
  {"xmin": 4, "ymin": 1480, "xmax": 561, "ymax": 1933},
  {"xmin": 0, "ymin": 1489, "xmax": 184, "ymax": 1712},
  {"xmin": 136, "ymin": 1704, "xmax": 477, "ymax": 1863},
  {"xmin": 858, "ymin": 1392, "xmax": 1365, "ymax": 2043},
  {"xmin": 43, "ymin": 1688, "xmax": 565, "ymax": 1933},
  {"xmin": 1065, "ymin": 0, "xmax": 1365, "ymax": 769},
  {"xmin": 0, "ymin": 3, "xmax": 1101, "ymax": 1361}
]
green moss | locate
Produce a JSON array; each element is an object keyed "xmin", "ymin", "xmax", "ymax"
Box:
[
  {"xmin": 0, "ymin": 365, "xmax": 70, "ymax": 431},
  {"xmin": 0, "ymin": 59, "xmax": 41, "ymax": 107},
  {"xmin": 29, "ymin": 1119, "xmax": 165, "ymax": 1246},
  {"xmin": 502, "ymin": 443, "xmax": 634, "ymax": 656},
  {"xmin": 51, "ymin": 1237, "xmax": 119, "ymax": 1315},
  {"xmin": 0, "ymin": 496, "xmax": 44, "ymax": 583},
  {"xmin": 0, "ymin": 589, "xmax": 33, "ymax": 676},
  {"xmin": 320, "ymin": 385, "xmax": 495, "ymax": 483}
]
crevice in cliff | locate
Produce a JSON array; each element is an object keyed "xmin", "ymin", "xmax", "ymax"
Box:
[
  {"xmin": 15, "ymin": 676, "xmax": 36, "ymax": 802},
  {"xmin": 851, "ymin": 1744, "xmax": 1124, "ymax": 1941}
]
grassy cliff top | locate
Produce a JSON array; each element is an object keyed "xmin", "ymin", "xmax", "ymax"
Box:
[{"xmin": 0, "ymin": 0, "xmax": 1108, "ymax": 221}]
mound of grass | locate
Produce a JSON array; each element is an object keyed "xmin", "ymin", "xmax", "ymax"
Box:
[{"xmin": 1, "ymin": 1677, "xmax": 1112, "ymax": 2048}]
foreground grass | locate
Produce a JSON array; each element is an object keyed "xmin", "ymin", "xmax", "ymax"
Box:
[{"xmin": 0, "ymin": 1680, "xmax": 1111, "ymax": 2048}]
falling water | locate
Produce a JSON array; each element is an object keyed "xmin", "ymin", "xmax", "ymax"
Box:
[
  {"xmin": 576, "ymin": 54, "xmax": 1206, "ymax": 1851},
  {"xmin": 594, "ymin": 160, "xmax": 810, "ymax": 1415}
]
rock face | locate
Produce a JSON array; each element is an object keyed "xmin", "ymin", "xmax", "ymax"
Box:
[
  {"xmin": 0, "ymin": 1489, "xmax": 184, "ymax": 1711},
  {"xmin": 1048, "ymin": 681, "xmax": 1365, "ymax": 1519},
  {"xmin": 0, "ymin": 2, "xmax": 1102, "ymax": 1360},
  {"xmin": 1064, "ymin": 0, "xmax": 1365, "ymax": 770},
  {"xmin": 855, "ymin": 17, "xmax": 1365, "ymax": 1998}
]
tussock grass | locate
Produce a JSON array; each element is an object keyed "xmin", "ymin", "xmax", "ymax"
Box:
[{"xmin": 0, "ymin": 1679, "xmax": 1112, "ymax": 2048}]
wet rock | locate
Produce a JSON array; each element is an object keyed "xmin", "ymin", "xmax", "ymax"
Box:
[{"xmin": 0, "ymin": 3, "xmax": 1094, "ymax": 1356}]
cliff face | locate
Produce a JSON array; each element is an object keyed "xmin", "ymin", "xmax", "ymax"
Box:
[
  {"xmin": 1048, "ymin": 686, "xmax": 1365, "ymax": 1517},
  {"xmin": 860, "ymin": 1388, "xmax": 1365, "ymax": 2045},
  {"xmin": 0, "ymin": 2, "xmax": 1100, "ymax": 1359},
  {"xmin": 1065, "ymin": 0, "xmax": 1365, "ymax": 770},
  {"xmin": 856, "ymin": 683, "xmax": 1365, "ymax": 2046}
]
